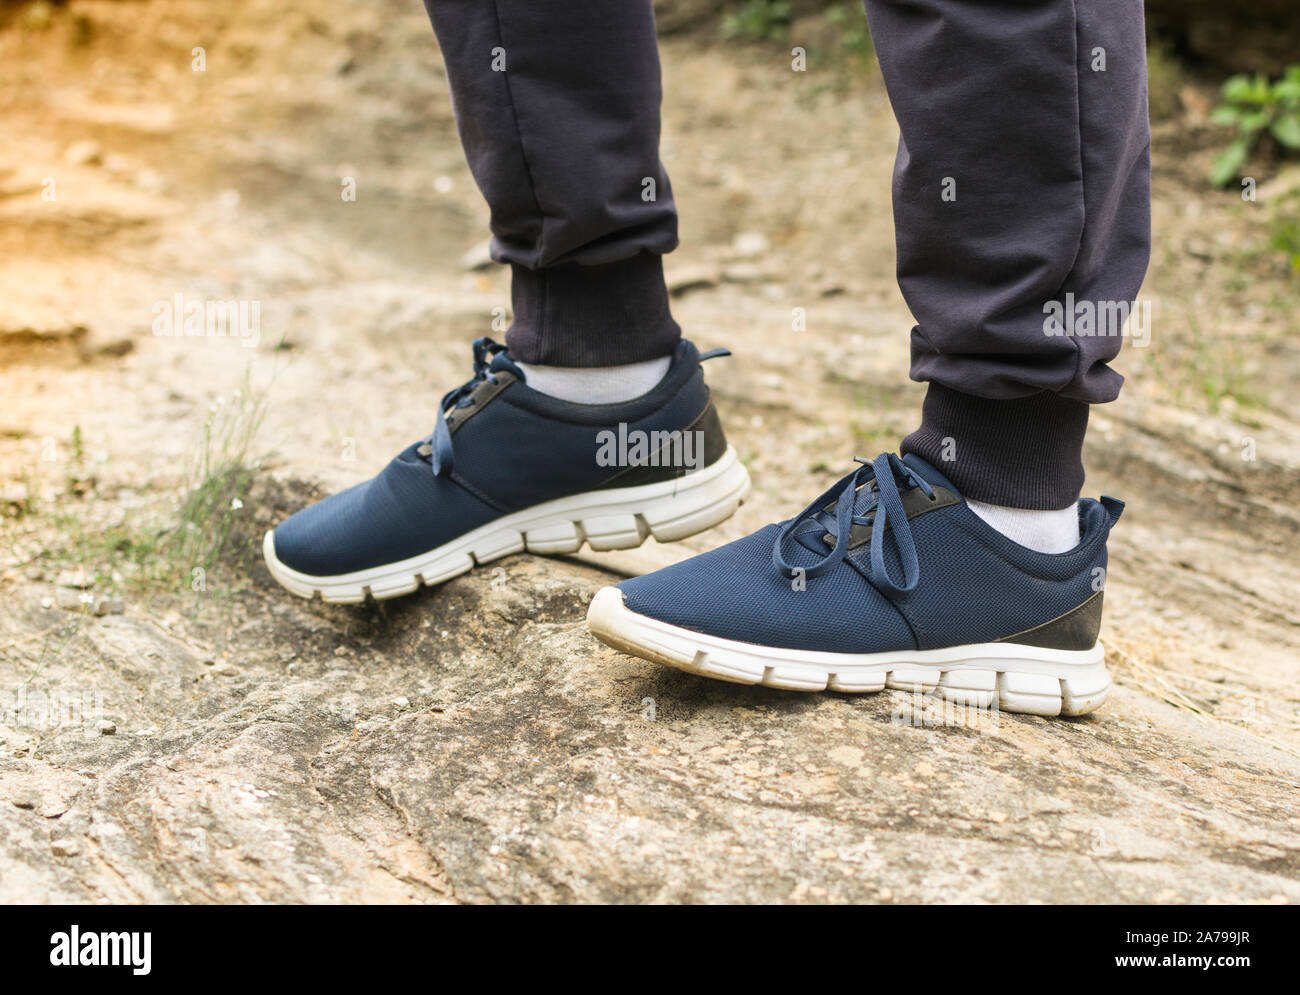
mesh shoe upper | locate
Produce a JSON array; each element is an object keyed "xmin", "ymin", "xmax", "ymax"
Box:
[
  {"xmin": 618, "ymin": 453, "xmax": 1121, "ymax": 654},
  {"xmin": 271, "ymin": 443, "xmax": 500, "ymax": 577},
  {"xmin": 272, "ymin": 338, "xmax": 723, "ymax": 577}
]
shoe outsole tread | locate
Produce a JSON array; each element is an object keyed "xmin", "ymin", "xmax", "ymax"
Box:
[
  {"xmin": 586, "ymin": 586, "xmax": 1110, "ymax": 717},
  {"xmin": 264, "ymin": 447, "xmax": 751, "ymax": 604}
]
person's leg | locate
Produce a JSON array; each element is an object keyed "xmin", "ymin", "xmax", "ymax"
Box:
[
  {"xmin": 264, "ymin": 3, "xmax": 752, "ymax": 601},
  {"xmin": 423, "ymin": 0, "xmax": 681, "ymax": 371},
  {"xmin": 587, "ymin": 0, "xmax": 1149, "ymax": 717},
  {"xmin": 865, "ymin": 0, "xmax": 1150, "ymax": 510}
]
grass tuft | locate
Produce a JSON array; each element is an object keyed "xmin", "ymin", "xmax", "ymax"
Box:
[{"xmin": 165, "ymin": 373, "xmax": 268, "ymax": 577}]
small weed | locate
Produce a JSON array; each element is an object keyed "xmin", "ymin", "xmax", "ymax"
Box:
[
  {"xmin": 824, "ymin": 2, "xmax": 873, "ymax": 68},
  {"xmin": 1151, "ymin": 316, "xmax": 1265, "ymax": 415},
  {"xmin": 165, "ymin": 372, "xmax": 268, "ymax": 577},
  {"xmin": 1209, "ymin": 66, "xmax": 1300, "ymax": 187},
  {"xmin": 722, "ymin": 1, "xmax": 876, "ymax": 79},
  {"xmin": 721, "ymin": 0, "xmax": 793, "ymax": 43},
  {"xmin": 1269, "ymin": 195, "xmax": 1300, "ymax": 275},
  {"xmin": 1146, "ymin": 37, "xmax": 1183, "ymax": 124},
  {"xmin": 41, "ymin": 372, "xmax": 268, "ymax": 594}
]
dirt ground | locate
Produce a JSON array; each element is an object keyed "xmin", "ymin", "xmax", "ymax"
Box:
[{"xmin": 1, "ymin": 0, "xmax": 1298, "ymax": 903}]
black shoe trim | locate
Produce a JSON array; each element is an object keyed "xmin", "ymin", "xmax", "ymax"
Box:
[
  {"xmin": 833, "ymin": 485, "xmax": 962, "ymax": 551},
  {"xmin": 594, "ymin": 400, "xmax": 729, "ymax": 490},
  {"xmin": 445, "ymin": 371, "xmax": 519, "ymax": 436},
  {"xmin": 996, "ymin": 590, "xmax": 1104, "ymax": 651}
]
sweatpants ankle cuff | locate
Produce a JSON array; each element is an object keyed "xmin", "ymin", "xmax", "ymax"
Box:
[
  {"xmin": 900, "ymin": 383, "xmax": 1089, "ymax": 509},
  {"xmin": 505, "ymin": 253, "xmax": 680, "ymax": 367}
]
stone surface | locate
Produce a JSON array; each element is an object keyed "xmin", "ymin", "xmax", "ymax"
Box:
[
  {"xmin": 0, "ymin": 0, "xmax": 1296, "ymax": 905},
  {"xmin": 0, "ymin": 549, "xmax": 1298, "ymax": 903}
]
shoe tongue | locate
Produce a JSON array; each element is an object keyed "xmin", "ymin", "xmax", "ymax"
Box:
[{"xmin": 901, "ymin": 452, "xmax": 961, "ymax": 496}]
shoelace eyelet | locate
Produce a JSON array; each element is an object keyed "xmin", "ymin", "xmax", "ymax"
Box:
[
  {"xmin": 426, "ymin": 336, "xmax": 513, "ymax": 476},
  {"xmin": 772, "ymin": 452, "xmax": 924, "ymax": 594}
]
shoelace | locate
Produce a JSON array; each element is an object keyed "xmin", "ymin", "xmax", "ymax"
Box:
[
  {"xmin": 422, "ymin": 336, "xmax": 519, "ymax": 477},
  {"xmin": 771, "ymin": 452, "xmax": 934, "ymax": 594}
]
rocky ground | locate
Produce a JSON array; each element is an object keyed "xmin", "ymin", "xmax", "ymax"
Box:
[{"xmin": 1, "ymin": 0, "xmax": 1298, "ymax": 903}]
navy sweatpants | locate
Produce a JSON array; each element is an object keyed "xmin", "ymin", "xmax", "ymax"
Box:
[{"xmin": 421, "ymin": 0, "xmax": 1151, "ymax": 509}]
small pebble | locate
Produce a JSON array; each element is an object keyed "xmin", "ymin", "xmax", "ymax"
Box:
[
  {"xmin": 459, "ymin": 238, "xmax": 496, "ymax": 271},
  {"xmin": 50, "ymin": 838, "xmax": 80, "ymax": 857},
  {"xmin": 55, "ymin": 569, "xmax": 93, "ymax": 589},
  {"xmin": 55, "ymin": 588, "xmax": 92, "ymax": 611},
  {"xmin": 721, "ymin": 262, "xmax": 765, "ymax": 284},
  {"xmin": 731, "ymin": 231, "xmax": 770, "ymax": 258},
  {"xmin": 63, "ymin": 140, "xmax": 102, "ymax": 167}
]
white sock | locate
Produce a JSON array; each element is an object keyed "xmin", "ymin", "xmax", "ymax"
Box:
[
  {"xmin": 966, "ymin": 499, "xmax": 1081, "ymax": 554},
  {"xmin": 515, "ymin": 356, "xmax": 671, "ymax": 404}
]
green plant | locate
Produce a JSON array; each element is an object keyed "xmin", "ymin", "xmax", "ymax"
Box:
[
  {"xmin": 35, "ymin": 374, "xmax": 268, "ymax": 598},
  {"xmin": 64, "ymin": 423, "xmax": 91, "ymax": 495},
  {"xmin": 721, "ymin": 0, "xmax": 792, "ymax": 43},
  {"xmin": 1186, "ymin": 319, "xmax": 1262, "ymax": 414},
  {"xmin": 1270, "ymin": 195, "xmax": 1300, "ymax": 275},
  {"xmin": 825, "ymin": 1, "xmax": 873, "ymax": 67},
  {"xmin": 167, "ymin": 374, "xmax": 267, "ymax": 575},
  {"xmin": 46, "ymin": 507, "xmax": 163, "ymax": 588},
  {"xmin": 1209, "ymin": 67, "xmax": 1300, "ymax": 187},
  {"xmin": 1146, "ymin": 37, "xmax": 1183, "ymax": 124}
]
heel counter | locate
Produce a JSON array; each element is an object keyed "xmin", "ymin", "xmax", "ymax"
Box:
[
  {"xmin": 693, "ymin": 398, "xmax": 728, "ymax": 468},
  {"xmin": 595, "ymin": 399, "xmax": 730, "ymax": 490},
  {"xmin": 997, "ymin": 589, "xmax": 1104, "ymax": 651}
]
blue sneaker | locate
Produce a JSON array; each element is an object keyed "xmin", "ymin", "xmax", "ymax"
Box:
[
  {"xmin": 264, "ymin": 338, "xmax": 750, "ymax": 602},
  {"xmin": 587, "ymin": 452, "xmax": 1123, "ymax": 716}
]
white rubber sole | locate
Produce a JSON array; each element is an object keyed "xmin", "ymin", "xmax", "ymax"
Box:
[
  {"xmin": 264, "ymin": 446, "xmax": 751, "ymax": 604},
  {"xmin": 586, "ymin": 586, "xmax": 1110, "ymax": 717}
]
